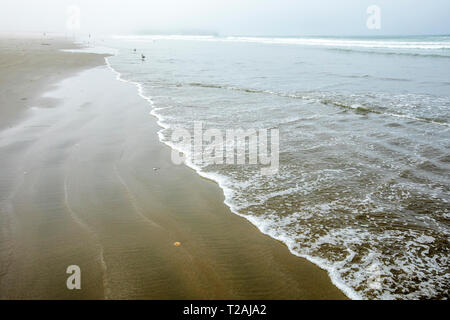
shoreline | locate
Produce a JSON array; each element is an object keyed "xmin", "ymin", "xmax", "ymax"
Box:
[
  {"xmin": 0, "ymin": 35, "xmax": 347, "ymax": 299},
  {"xmin": 104, "ymin": 55, "xmax": 358, "ymax": 299}
]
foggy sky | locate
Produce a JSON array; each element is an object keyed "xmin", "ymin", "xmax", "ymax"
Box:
[{"xmin": 1, "ymin": 0, "xmax": 449, "ymax": 36}]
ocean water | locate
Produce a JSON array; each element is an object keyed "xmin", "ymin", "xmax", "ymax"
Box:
[{"xmin": 102, "ymin": 35, "xmax": 450, "ymax": 299}]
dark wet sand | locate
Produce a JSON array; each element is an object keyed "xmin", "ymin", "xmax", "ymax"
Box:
[
  {"xmin": 0, "ymin": 35, "xmax": 347, "ymax": 299},
  {"xmin": 0, "ymin": 33, "xmax": 106, "ymax": 131}
]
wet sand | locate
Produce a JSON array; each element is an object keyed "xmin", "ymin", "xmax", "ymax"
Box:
[
  {"xmin": 0, "ymin": 35, "xmax": 347, "ymax": 299},
  {"xmin": 0, "ymin": 33, "xmax": 105, "ymax": 130}
]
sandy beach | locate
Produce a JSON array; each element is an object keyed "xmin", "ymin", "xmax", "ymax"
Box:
[{"xmin": 0, "ymin": 35, "xmax": 347, "ymax": 299}]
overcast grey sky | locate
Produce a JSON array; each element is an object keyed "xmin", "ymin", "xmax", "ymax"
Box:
[{"xmin": 1, "ymin": 0, "xmax": 449, "ymax": 36}]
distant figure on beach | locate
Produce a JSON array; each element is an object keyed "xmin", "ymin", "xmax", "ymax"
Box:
[
  {"xmin": 133, "ymin": 48, "xmax": 136, "ymax": 53},
  {"xmin": 141, "ymin": 54, "xmax": 146, "ymax": 61}
]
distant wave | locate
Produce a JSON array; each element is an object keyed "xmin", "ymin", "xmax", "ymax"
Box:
[
  {"xmin": 318, "ymin": 72, "xmax": 412, "ymax": 82},
  {"xmin": 112, "ymin": 35, "xmax": 450, "ymax": 51},
  {"xmin": 224, "ymin": 36, "xmax": 450, "ymax": 50},
  {"xmin": 319, "ymin": 99, "xmax": 449, "ymax": 126},
  {"xmin": 327, "ymin": 47, "xmax": 450, "ymax": 58},
  {"xmin": 169, "ymin": 81, "xmax": 449, "ymax": 127}
]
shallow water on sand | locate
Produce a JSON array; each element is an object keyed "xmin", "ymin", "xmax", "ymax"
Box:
[{"xmin": 106, "ymin": 35, "xmax": 450, "ymax": 299}]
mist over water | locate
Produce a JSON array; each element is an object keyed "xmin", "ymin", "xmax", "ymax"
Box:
[{"xmin": 104, "ymin": 35, "xmax": 450, "ymax": 299}]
